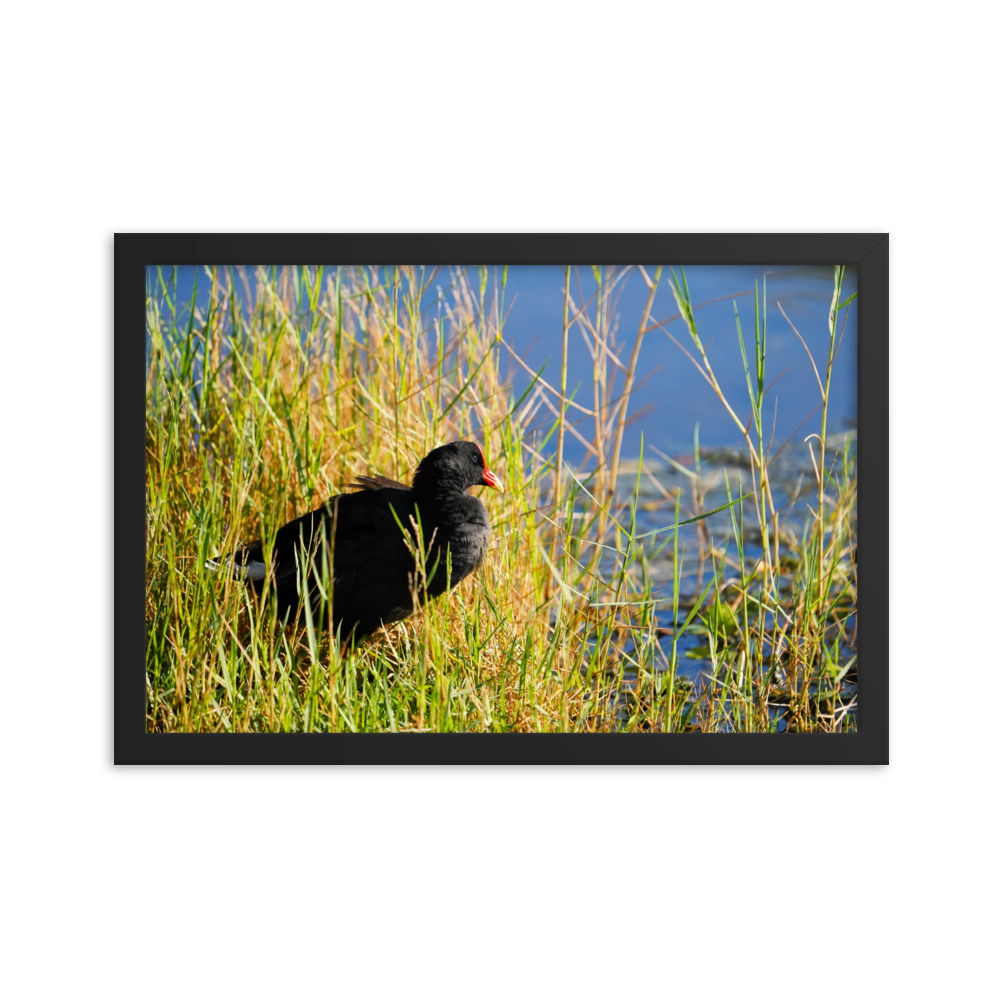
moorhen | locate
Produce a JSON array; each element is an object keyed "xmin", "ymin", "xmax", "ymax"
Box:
[{"xmin": 208, "ymin": 441, "xmax": 504, "ymax": 642}]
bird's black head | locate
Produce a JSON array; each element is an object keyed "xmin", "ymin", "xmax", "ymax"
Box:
[{"xmin": 411, "ymin": 441, "xmax": 504, "ymax": 497}]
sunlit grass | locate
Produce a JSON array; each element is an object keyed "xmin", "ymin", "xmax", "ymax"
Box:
[{"xmin": 145, "ymin": 263, "xmax": 857, "ymax": 733}]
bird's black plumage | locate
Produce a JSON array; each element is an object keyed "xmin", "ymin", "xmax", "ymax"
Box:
[{"xmin": 215, "ymin": 441, "xmax": 503, "ymax": 642}]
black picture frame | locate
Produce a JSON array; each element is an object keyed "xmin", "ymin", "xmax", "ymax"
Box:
[{"xmin": 119, "ymin": 233, "xmax": 888, "ymax": 764}]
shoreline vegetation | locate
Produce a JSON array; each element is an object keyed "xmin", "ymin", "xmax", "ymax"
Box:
[{"xmin": 145, "ymin": 264, "xmax": 857, "ymax": 733}]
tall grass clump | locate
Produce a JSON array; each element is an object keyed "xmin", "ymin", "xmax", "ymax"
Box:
[
  {"xmin": 145, "ymin": 263, "xmax": 857, "ymax": 733},
  {"xmin": 660, "ymin": 267, "xmax": 857, "ymax": 732}
]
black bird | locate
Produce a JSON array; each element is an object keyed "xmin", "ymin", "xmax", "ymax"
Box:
[{"xmin": 208, "ymin": 441, "xmax": 504, "ymax": 642}]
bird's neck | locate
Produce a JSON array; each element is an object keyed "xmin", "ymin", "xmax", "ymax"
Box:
[{"xmin": 410, "ymin": 471, "xmax": 468, "ymax": 509}]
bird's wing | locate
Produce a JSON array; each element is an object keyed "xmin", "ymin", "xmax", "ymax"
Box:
[
  {"xmin": 327, "ymin": 489, "xmax": 419, "ymax": 629},
  {"xmin": 347, "ymin": 474, "xmax": 411, "ymax": 492},
  {"xmin": 237, "ymin": 490, "xmax": 421, "ymax": 633}
]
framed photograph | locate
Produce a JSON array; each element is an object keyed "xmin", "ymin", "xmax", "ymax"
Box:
[{"xmin": 119, "ymin": 233, "xmax": 887, "ymax": 763}]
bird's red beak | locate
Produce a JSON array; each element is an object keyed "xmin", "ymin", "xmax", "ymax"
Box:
[
  {"xmin": 481, "ymin": 466, "xmax": 504, "ymax": 493},
  {"xmin": 477, "ymin": 445, "xmax": 504, "ymax": 493}
]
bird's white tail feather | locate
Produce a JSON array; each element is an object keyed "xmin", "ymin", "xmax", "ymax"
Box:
[{"xmin": 205, "ymin": 557, "xmax": 267, "ymax": 581}]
